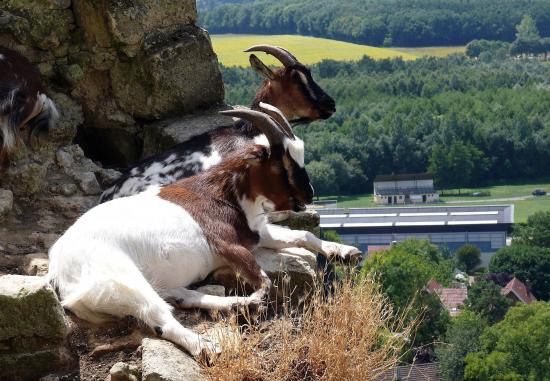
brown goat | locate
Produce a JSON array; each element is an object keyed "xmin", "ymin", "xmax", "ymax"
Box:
[{"xmin": 0, "ymin": 47, "xmax": 58, "ymax": 167}]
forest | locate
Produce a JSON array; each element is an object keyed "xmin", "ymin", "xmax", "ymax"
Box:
[
  {"xmin": 221, "ymin": 54, "xmax": 550, "ymax": 195},
  {"xmin": 199, "ymin": 0, "xmax": 550, "ymax": 47}
]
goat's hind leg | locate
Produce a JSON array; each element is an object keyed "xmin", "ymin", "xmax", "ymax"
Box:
[
  {"xmin": 69, "ymin": 271, "xmax": 221, "ymax": 358},
  {"xmin": 161, "ymin": 271, "xmax": 271, "ymax": 311}
]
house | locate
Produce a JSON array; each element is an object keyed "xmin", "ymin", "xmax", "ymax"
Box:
[
  {"xmin": 373, "ymin": 173, "xmax": 439, "ymax": 205},
  {"xmin": 319, "ymin": 205, "xmax": 514, "ymax": 266},
  {"xmin": 376, "ymin": 362, "xmax": 442, "ymax": 381},
  {"xmin": 424, "ymin": 279, "xmax": 468, "ymax": 317},
  {"xmin": 501, "ymin": 277, "xmax": 536, "ymax": 305}
]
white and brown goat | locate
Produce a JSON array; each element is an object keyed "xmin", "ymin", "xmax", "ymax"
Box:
[
  {"xmin": 47, "ymin": 108, "xmax": 319, "ymax": 357},
  {"xmin": 0, "ymin": 47, "xmax": 58, "ymax": 167},
  {"xmin": 98, "ymin": 46, "xmax": 358, "ymax": 261},
  {"xmin": 99, "ymin": 45, "xmax": 335, "ymax": 202}
]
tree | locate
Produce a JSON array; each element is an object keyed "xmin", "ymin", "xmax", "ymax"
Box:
[
  {"xmin": 464, "ymin": 280, "xmax": 510, "ymax": 324},
  {"xmin": 515, "ymin": 15, "xmax": 541, "ymax": 42},
  {"xmin": 489, "ymin": 245, "xmax": 550, "ymax": 301},
  {"xmin": 306, "ymin": 160, "xmax": 337, "ymax": 197},
  {"xmin": 464, "ymin": 302, "xmax": 550, "ymax": 380},
  {"xmin": 429, "ymin": 141, "xmax": 487, "ymax": 191},
  {"xmin": 455, "ymin": 245, "xmax": 481, "ymax": 273},
  {"xmin": 513, "ymin": 211, "xmax": 550, "ymax": 248},
  {"xmin": 362, "ymin": 240, "xmax": 453, "ymax": 358},
  {"xmin": 435, "ymin": 311, "xmax": 487, "ymax": 381}
]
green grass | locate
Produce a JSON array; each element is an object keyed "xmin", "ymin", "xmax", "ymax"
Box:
[
  {"xmin": 318, "ymin": 180, "xmax": 550, "ymax": 223},
  {"xmin": 211, "ymin": 34, "xmax": 462, "ymax": 67}
]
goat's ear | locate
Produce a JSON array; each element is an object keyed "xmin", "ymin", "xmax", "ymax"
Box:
[
  {"xmin": 245, "ymin": 144, "xmax": 270, "ymax": 164},
  {"xmin": 249, "ymin": 54, "xmax": 276, "ymax": 80}
]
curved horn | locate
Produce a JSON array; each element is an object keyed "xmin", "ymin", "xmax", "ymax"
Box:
[
  {"xmin": 244, "ymin": 45, "xmax": 298, "ymax": 67},
  {"xmin": 258, "ymin": 102, "xmax": 295, "ymax": 139},
  {"xmin": 220, "ymin": 108, "xmax": 285, "ymax": 146}
]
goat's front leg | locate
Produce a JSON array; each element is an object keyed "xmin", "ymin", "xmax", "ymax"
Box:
[{"xmin": 259, "ymin": 223, "xmax": 362, "ymax": 262}]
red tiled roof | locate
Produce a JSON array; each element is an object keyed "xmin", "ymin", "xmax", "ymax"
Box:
[
  {"xmin": 501, "ymin": 277, "xmax": 536, "ymax": 304},
  {"xmin": 425, "ymin": 278, "xmax": 442, "ymax": 294},
  {"xmin": 438, "ymin": 288, "xmax": 468, "ymax": 310}
]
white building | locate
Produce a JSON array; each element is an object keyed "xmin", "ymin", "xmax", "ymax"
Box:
[{"xmin": 373, "ymin": 173, "xmax": 439, "ymax": 205}]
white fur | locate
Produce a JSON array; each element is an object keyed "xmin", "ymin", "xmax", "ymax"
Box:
[
  {"xmin": 38, "ymin": 93, "xmax": 59, "ymax": 128},
  {"xmin": 47, "ymin": 186, "xmax": 272, "ymax": 357},
  {"xmin": 253, "ymin": 133, "xmax": 270, "ymax": 148},
  {"xmin": 239, "ymin": 195, "xmax": 270, "ymax": 232},
  {"xmin": 284, "ymin": 137, "xmax": 305, "ymax": 167},
  {"xmin": 259, "ymin": 223, "xmax": 361, "ymax": 261}
]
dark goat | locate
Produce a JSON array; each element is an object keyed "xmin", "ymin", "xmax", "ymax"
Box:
[
  {"xmin": 99, "ymin": 45, "xmax": 335, "ymax": 202},
  {"xmin": 0, "ymin": 47, "xmax": 58, "ymax": 166}
]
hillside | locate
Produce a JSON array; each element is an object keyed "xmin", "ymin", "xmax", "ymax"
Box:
[
  {"xmin": 199, "ymin": 0, "xmax": 550, "ymax": 47},
  {"xmin": 221, "ymin": 55, "xmax": 550, "ymax": 196},
  {"xmin": 211, "ymin": 34, "xmax": 421, "ymax": 66}
]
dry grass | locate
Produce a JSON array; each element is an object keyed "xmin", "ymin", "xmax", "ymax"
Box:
[{"xmin": 204, "ymin": 277, "xmax": 415, "ymax": 381}]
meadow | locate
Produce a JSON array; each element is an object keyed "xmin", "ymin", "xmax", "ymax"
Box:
[
  {"xmin": 318, "ymin": 181, "xmax": 550, "ymax": 223},
  {"xmin": 211, "ymin": 34, "xmax": 463, "ymax": 66}
]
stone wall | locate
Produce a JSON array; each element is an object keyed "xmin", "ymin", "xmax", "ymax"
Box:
[
  {"xmin": 1, "ymin": 0, "xmax": 224, "ymax": 165},
  {"xmin": 0, "ymin": 0, "xmax": 226, "ymax": 257}
]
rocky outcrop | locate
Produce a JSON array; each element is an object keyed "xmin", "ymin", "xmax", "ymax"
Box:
[
  {"xmin": 142, "ymin": 106, "xmax": 235, "ymax": 157},
  {"xmin": 2, "ymin": 0, "xmax": 224, "ymax": 165},
  {"xmin": 0, "ymin": 275, "xmax": 72, "ymax": 381}
]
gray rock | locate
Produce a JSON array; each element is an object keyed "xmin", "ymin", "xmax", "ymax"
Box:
[
  {"xmin": 96, "ymin": 168, "xmax": 123, "ymax": 187},
  {"xmin": 0, "ymin": 189, "xmax": 13, "ymax": 218},
  {"xmin": 49, "ymin": 183, "xmax": 78, "ymax": 196},
  {"xmin": 142, "ymin": 106, "xmax": 235, "ymax": 157},
  {"xmin": 74, "ymin": 172, "xmax": 102, "ymax": 195},
  {"xmin": 0, "ymin": 275, "xmax": 71, "ymax": 381},
  {"xmin": 110, "ymin": 361, "xmax": 141, "ymax": 381},
  {"xmin": 106, "ymin": 0, "xmax": 197, "ymax": 57},
  {"xmin": 111, "ymin": 25, "xmax": 224, "ymax": 120},
  {"xmin": 195, "ymin": 284, "xmax": 225, "ymax": 297},
  {"xmin": 210, "ymin": 248, "xmax": 318, "ymax": 305},
  {"xmin": 1, "ymin": 161, "xmax": 49, "ymax": 197},
  {"xmin": 256, "ymin": 247, "xmax": 318, "ymax": 301},
  {"xmin": 271, "ymin": 210, "xmax": 321, "ymax": 235},
  {"xmin": 23, "ymin": 254, "xmax": 50, "ymax": 276},
  {"xmin": 141, "ymin": 338, "xmax": 206, "ymax": 381}
]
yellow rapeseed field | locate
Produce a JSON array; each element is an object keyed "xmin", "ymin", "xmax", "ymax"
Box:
[{"xmin": 211, "ymin": 34, "xmax": 464, "ymax": 67}]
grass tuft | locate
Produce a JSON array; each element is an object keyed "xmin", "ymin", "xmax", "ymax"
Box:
[{"xmin": 204, "ymin": 276, "xmax": 414, "ymax": 381}]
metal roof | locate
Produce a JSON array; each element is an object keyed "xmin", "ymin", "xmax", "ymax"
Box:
[
  {"xmin": 374, "ymin": 173, "xmax": 433, "ymax": 182},
  {"xmin": 376, "ymin": 187, "xmax": 435, "ymax": 196},
  {"xmin": 318, "ymin": 205, "xmax": 514, "ymax": 229}
]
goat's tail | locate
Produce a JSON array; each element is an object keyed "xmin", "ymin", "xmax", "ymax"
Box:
[
  {"xmin": 28, "ymin": 93, "xmax": 59, "ymax": 139},
  {"xmin": 0, "ymin": 84, "xmax": 58, "ymax": 166},
  {"xmin": 0, "ymin": 83, "xmax": 27, "ymax": 157}
]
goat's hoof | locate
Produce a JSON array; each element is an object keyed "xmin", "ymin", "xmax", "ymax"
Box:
[
  {"xmin": 196, "ymin": 338, "xmax": 222, "ymax": 365},
  {"xmin": 323, "ymin": 242, "xmax": 362, "ymax": 264}
]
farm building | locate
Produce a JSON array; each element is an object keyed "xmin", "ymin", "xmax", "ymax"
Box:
[
  {"xmin": 318, "ymin": 205, "xmax": 514, "ymax": 267},
  {"xmin": 373, "ymin": 173, "xmax": 439, "ymax": 205}
]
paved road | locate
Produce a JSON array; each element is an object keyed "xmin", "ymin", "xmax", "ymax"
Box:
[{"xmin": 446, "ymin": 195, "xmax": 548, "ymax": 203}]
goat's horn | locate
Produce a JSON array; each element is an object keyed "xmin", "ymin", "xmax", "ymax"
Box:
[
  {"xmin": 220, "ymin": 108, "xmax": 285, "ymax": 146},
  {"xmin": 244, "ymin": 45, "xmax": 298, "ymax": 67},
  {"xmin": 257, "ymin": 102, "xmax": 295, "ymax": 139}
]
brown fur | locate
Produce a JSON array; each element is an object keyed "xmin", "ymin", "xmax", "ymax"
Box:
[
  {"xmin": 158, "ymin": 144, "xmax": 303, "ymax": 287},
  {"xmin": 254, "ymin": 68, "xmax": 318, "ymax": 120},
  {"xmin": 0, "ymin": 47, "xmax": 48, "ymax": 166}
]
